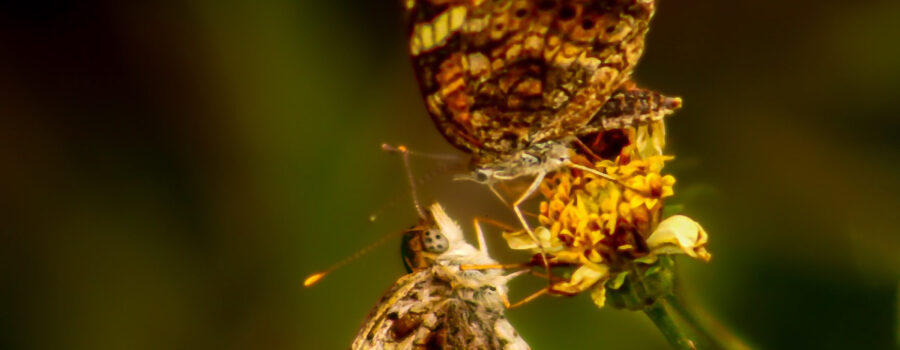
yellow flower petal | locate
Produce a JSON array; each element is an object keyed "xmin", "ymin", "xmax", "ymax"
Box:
[
  {"xmin": 662, "ymin": 175, "xmax": 676, "ymax": 186},
  {"xmin": 661, "ymin": 187, "xmax": 674, "ymax": 198},
  {"xmin": 550, "ymin": 199, "xmax": 565, "ymax": 215},
  {"xmin": 590, "ymin": 283, "xmax": 607, "ymax": 308},
  {"xmin": 556, "ymin": 249, "xmax": 583, "ymax": 263},
  {"xmin": 558, "ymin": 228, "xmax": 572, "ymax": 244},
  {"xmin": 550, "ymin": 222, "xmax": 561, "ymax": 237},
  {"xmin": 646, "ymin": 215, "xmax": 711, "ymax": 261},
  {"xmin": 536, "ymin": 226, "xmax": 555, "ymax": 247},
  {"xmin": 624, "ymin": 195, "xmax": 638, "ymax": 209},
  {"xmin": 619, "ymin": 202, "xmax": 633, "ymax": 217},
  {"xmin": 602, "ymin": 213, "xmax": 617, "ymax": 232},
  {"xmin": 551, "ymin": 264, "xmax": 608, "ymax": 294},
  {"xmin": 649, "ymin": 121, "xmax": 666, "ymax": 156},
  {"xmin": 502, "ymin": 230, "xmax": 537, "ymax": 250}
]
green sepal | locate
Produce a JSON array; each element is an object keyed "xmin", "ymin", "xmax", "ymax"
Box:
[
  {"xmin": 609, "ymin": 271, "xmax": 630, "ymax": 290},
  {"xmin": 634, "ymin": 256, "xmax": 657, "ymax": 265},
  {"xmin": 605, "ymin": 257, "xmax": 676, "ymax": 311}
]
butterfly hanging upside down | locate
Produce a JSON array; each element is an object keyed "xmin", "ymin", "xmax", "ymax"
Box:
[
  {"xmin": 304, "ymin": 146, "xmax": 533, "ymax": 349},
  {"xmin": 352, "ymin": 202, "xmax": 530, "ymax": 350},
  {"xmin": 405, "ymin": 0, "xmax": 682, "ymax": 252}
]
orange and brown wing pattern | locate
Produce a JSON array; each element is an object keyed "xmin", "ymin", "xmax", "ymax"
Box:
[
  {"xmin": 406, "ymin": 0, "xmax": 656, "ymax": 160},
  {"xmin": 351, "ymin": 267, "xmax": 529, "ymax": 350},
  {"xmin": 352, "ymin": 203, "xmax": 529, "ymax": 349}
]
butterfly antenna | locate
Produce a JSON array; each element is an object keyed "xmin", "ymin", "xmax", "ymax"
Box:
[
  {"xmin": 366, "ymin": 158, "xmax": 464, "ymax": 223},
  {"xmin": 381, "ymin": 143, "xmax": 429, "ymax": 220},
  {"xmin": 303, "ymin": 227, "xmax": 414, "ymax": 287},
  {"xmin": 381, "ymin": 143, "xmax": 460, "ymax": 161}
]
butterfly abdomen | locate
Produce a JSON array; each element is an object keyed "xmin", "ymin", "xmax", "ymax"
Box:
[{"xmin": 586, "ymin": 89, "xmax": 682, "ymax": 132}]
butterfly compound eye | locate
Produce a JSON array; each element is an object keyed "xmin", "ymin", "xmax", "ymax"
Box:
[
  {"xmin": 522, "ymin": 153, "xmax": 540, "ymax": 165},
  {"xmin": 422, "ymin": 228, "xmax": 449, "ymax": 253},
  {"xmin": 474, "ymin": 169, "xmax": 490, "ymax": 183}
]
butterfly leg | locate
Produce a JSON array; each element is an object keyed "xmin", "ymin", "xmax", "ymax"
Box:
[
  {"xmin": 508, "ymin": 286, "xmax": 550, "ymax": 309},
  {"xmin": 497, "ymin": 269, "xmax": 531, "ymax": 308},
  {"xmin": 505, "ymin": 267, "xmax": 572, "ymax": 308},
  {"xmin": 487, "ymin": 184, "xmax": 542, "ymax": 218},
  {"xmin": 459, "ymin": 266, "xmax": 560, "ymax": 308},
  {"xmin": 572, "ymin": 137, "xmax": 603, "ymax": 162},
  {"xmin": 512, "ymin": 171, "xmax": 551, "ymax": 283},
  {"xmin": 472, "ymin": 215, "xmax": 533, "ymax": 255},
  {"xmin": 512, "ymin": 172, "xmax": 544, "ymax": 238},
  {"xmin": 567, "ymin": 162, "xmax": 616, "ymax": 182},
  {"xmin": 473, "ymin": 217, "xmax": 489, "ymax": 256},
  {"xmin": 460, "ymin": 263, "xmax": 529, "ymax": 271},
  {"xmin": 473, "ymin": 216, "xmax": 522, "ymax": 255},
  {"xmin": 487, "ymin": 183, "xmax": 510, "ymax": 208},
  {"xmin": 473, "ymin": 216, "xmax": 519, "ymax": 232}
]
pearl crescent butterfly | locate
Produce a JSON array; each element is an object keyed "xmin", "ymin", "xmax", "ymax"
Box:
[
  {"xmin": 404, "ymin": 0, "xmax": 682, "ymax": 260},
  {"xmin": 406, "ymin": 0, "xmax": 679, "ymax": 183}
]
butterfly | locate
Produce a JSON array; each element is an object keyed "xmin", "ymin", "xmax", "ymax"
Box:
[
  {"xmin": 405, "ymin": 0, "xmax": 680, "ymax": 257},
  {"xmin": 352, "ymin": 202, "xmax": 530, "ymax": 350}
]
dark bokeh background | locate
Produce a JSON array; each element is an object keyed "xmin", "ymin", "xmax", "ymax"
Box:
[{"xmin": 2, "ymin": 0, "xmax": 899, "ymax": 349}]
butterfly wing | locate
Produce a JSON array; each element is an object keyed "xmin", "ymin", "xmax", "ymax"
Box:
[
  {"xmin": 352, "ymin": 267, "xmax": 529, "ymax": 350},
  {"xmin": 352, "ymin": 271, "xmax": 430, "ymax": 350},
  {"xmin": 407, "ymin": 0, "xmax": 656, "ymax": 159}
]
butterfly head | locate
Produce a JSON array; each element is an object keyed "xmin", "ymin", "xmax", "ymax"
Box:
[{"xmin": 401, "ymin": 203, "xmax": 486, "ymax": 272}]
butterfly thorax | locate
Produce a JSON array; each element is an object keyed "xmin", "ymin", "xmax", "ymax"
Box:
[{"xmin": 462, "ymin": 138, "xmax": 572, "ymax": 184}]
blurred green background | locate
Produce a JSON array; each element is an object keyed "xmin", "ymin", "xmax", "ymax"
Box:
[{"xmin": 2, "ymin": 0, "xmax": 899, "ymax": 349}]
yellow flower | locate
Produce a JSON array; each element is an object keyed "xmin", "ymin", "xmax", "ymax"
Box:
[
  {"xmin": 551, "ymin": 263, "xmax": 609, "ymax": 296},
  {"xmin": 624, "ymin": 172, "xmax": 676, "ymax": 210},
  {"xmin": 646, "ymin": 215, "xmax": 712, "ymax": 262},
  {"xmin": 500, "ymin": 122, "xmax": 710, "ymax": 307},
  {"xmin": 635, "ymin": 122, "xmax": 667, "ymax": 158}
]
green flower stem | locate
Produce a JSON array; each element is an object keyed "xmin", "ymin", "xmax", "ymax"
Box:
[
  {"xmin": 664, "ymin": 294, "xmax": 751, "ymax": 350},
  {"xmin": 643, "ymin": 300, "xmax": 696, "ymax": 350}
]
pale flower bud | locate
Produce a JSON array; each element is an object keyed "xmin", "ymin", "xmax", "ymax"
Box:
[{"xmin": 646, "ymin": 215, "xmax": 711, "ymax": 261}]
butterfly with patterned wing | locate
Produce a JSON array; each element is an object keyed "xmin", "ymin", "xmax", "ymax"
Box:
[{"xmin": 352, "ymin": 202, "xmax": 530, "ymax": 350}]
